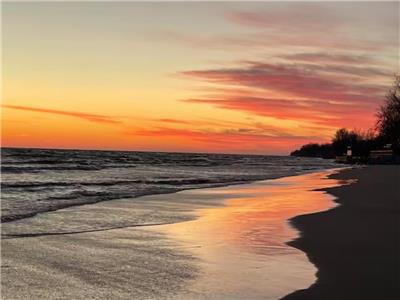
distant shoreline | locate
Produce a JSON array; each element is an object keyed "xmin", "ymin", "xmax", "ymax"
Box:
[{"xmin": 282, "ymin": 165, "xmax": 400, "ymax": 300}]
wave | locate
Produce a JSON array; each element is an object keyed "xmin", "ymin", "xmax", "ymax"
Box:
[
  {"xmin": 1, "ymin": 177, "xmax": 256, "ymax": 189},
  {"xmin": 1, "ymin": 148, "xmax": 338, "ymax": 224}
]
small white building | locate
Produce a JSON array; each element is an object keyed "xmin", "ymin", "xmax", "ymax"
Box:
[{"xmin": 346, "ymin": 146, "xmax": 352, "ymax": 157}]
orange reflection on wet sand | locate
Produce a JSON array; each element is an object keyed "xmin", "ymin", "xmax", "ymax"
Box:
[
  {"xmin": 157, "ymin": 169, "xmax": 352, "ymax": 299},
  {"xmin": 196, "ymin": 172, "xmax": 348, "ymax": 255}
]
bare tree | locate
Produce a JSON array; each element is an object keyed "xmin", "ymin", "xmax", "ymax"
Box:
[{"xmin": 376, "ymin": 75, "xmax": 400, "ymax": 149}]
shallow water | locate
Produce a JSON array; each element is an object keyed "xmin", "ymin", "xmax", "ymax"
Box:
[{"xmin": 2, "ymin": 170, "xmax": 350, "ymax": 300}]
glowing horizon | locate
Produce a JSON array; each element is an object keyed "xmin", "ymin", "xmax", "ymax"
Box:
[{"xmin": 2, "ymin": 2, "xmax": 398, "ymax": 155}]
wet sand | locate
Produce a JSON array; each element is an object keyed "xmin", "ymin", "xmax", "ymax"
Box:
[
  {"xmin": 2, "ymin": 169, "xmax": 349, "ymax": 299},
  {"xmin": 282, "ymin": 165, "xmax": 400, "ymax": 300}
]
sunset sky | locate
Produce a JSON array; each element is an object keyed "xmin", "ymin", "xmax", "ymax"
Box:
[{"xmin": 2, "ymin": 2, "xmax": 399, "ymax": 154}]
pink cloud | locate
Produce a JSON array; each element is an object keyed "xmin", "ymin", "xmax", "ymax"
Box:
[
  {"xmin": 181, "ymin": 61, "xmax": 388, "ymax": 104},
  {"xmin": 179, "ymin": 56, "xmax": 393, "ymax": 133},
  {"xmin": 225, "ymin": 5, "xmax": 342, "ymax": 32},
  {"xmin": 185, "ymin": 96, "xmax": 375, "ymax": 129},
  {"xmin": 279, "ymin": 53, "xmax": 377, "ymax": 65}
]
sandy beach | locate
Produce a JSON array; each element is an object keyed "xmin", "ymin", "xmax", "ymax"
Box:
[
  {"xmin": 283, "ymin": 165, "xmax": 400, "ymax": 300},
  {"xmin": 2, "ymin": 166, "xmax": 399, "ymax": 299}
]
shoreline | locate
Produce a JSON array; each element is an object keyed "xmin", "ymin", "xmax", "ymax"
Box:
[
  {"xmin": 2, "ymin": 169, "xmax": 346, "ymax": 299},
  {"xmin": 282, "ymin": 165, "xmax": 400, "ymax": 300},
  {"xmin": 2, "ymin": 166, "xmax": 337, "ymax": 224}
]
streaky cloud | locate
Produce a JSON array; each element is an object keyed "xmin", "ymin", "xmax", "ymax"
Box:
[{"xmin": 3, "ymin": 105, "xmax": 122, "ymax": 125}]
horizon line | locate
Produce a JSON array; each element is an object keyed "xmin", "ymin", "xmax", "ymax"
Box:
[{"xmin": 1, "ymin": 145, "xmax": 292, "ymax": 157}]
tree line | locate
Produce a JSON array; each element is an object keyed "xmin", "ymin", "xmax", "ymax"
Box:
[{"xmin": 291, "ymin": 75, "xmax": 400, "ymax": 159}]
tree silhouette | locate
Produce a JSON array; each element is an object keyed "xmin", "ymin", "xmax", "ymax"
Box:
[
  {"xmin": 292, "ymin": 75, "xmax": 400, "ymax": 159},
  {"xmin": 332, "ymin": 128, "xmax": 358, "ymax": 156},
  {"xmin": 376, "ymin": 75, "xmax": 400, "ymax": 151}
]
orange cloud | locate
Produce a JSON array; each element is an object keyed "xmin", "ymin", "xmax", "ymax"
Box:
[
  {"xmin": 156, "ymin": 118, "xmax": 192, "ymax": 125},
  {"xmin": 128, "ymin": 127, "xmax": 323, "ymax": 154},
  {"xmin": 3, "ymin": 105, "xmax": 122, "ymax": 125}
]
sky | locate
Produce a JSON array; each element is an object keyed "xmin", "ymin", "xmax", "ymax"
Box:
[{"xmin": 2, "ymin": 1, "xmax": 399, "ymax": 155}]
